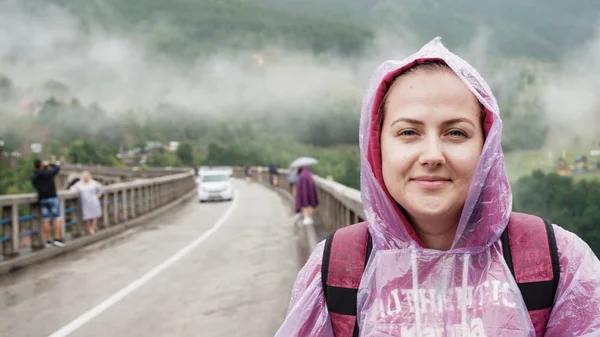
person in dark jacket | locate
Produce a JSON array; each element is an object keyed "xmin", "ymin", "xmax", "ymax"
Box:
[
  {"xmin": 268, "ymin": 163, "xmax": 279, "ymax": 185},
  {"xmin": 244, "ymin": 166, "xmax": 253, "ymax": 183},
  {"xmin": 31, "ymin": 159, "xmax": 65, "ymax": 247}
]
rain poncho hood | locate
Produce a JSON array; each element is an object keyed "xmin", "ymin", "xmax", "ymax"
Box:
[{"xmin": 275, "ymin": 38, "xmax": 600, "ymax": 337}]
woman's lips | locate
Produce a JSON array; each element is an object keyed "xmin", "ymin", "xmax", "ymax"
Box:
[{"xmin": 411, "ymin": 177, "xmax": 451, "ymax": 189}]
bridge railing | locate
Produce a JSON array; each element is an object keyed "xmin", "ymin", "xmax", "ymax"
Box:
[
  {"xmin": 233, "ymin": 166, "xmax": 363, "ymax": 234},
  {"xmin": 0, "ymin": 171, "xmax": 196, "ymax": 260},
  {"xmin": 312, "ymin": 176, "xmax": 364, "ymax": 232},
  {"xmin": 59, "ymin": 164, "xmax": 190, "ymax": 178},
  {"xmin": 56, "ymin": 164, "xmax": 191, "ymax": 188}
]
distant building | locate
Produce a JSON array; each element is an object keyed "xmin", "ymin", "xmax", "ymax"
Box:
[
  {"xmin": 167, "ymin": 141, "xmax": 180, "ymax": 152},
  {"xmin": 117, "ymin": 141, "xmax": 166, "ymax": 166}
]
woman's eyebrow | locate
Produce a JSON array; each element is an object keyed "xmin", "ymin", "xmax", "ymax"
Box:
[
  {"xmin": 389, "ymin": 118, "xmax": 424, "ymax": 127},
  {"xmin": 442, "ymin": 118, "xmax": 475, "ymax": 127},
  {"xmin": 389, "ymin": 118, "xmax": 475, "ymax": 128}
]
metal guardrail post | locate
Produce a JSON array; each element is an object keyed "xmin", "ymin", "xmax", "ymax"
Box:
[
  {"xmin": 158, "ymin": 183, "xmax": 163, "ymax": 206},
  {"xmin": 112, "ymin": 190, "xmax": 119, "ymax": 225},
  {"xmin": 166, "ymin": 183, "xmax": 171, "ymax": 203},
  {"xmin": 10, "ymin": 203, "xmax": 19, "ymax": 256},
  {"xmin": 102, "ymin": 194, "xmax": 109, "ymax": 228},
  {"xmin": 58, "ymin": 196, "xmax": 66, "ymax": 239},
  {"xmin": 30, "ymin": 202, "xmax": 43, "ymax": 249},
  {"xmin": 150, "ymin": 184, "xmax": 156, "ymax": 210},
  {"xmin": 122, "ymin": 188, "xmax": 128, "ymax": 221},
  {"xmin": 141, "ymin": 186, "xmax": 147, "ymax": 214},
  {"xmin": 68, "ymin": 197, "xmax": 82, "ymax": 238},
  {"xmin": 131, "ymin": 187, "xmax": 137, "ymax": 218},
  {"xmin": 150, "ymin": 184, "xmax": 155, "ymax": 209},
  {"xmin": 159, "ymin": 183, "xmax": 164, "ymax": 205},
  {"xmin": 153, "ymin": 184, "xmax": 157, "ymax": 210},
  {"xmin": 144, "ymin": 186, "xmax": 149, "ymax": 213},
  {"xmin": 1, "ymin": 205, "xmax": 13, "ymax": 258}
]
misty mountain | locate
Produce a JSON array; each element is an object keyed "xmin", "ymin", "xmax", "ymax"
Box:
[
  {"xmin": 2, "ymin": 0, "xmax": 598, "ymax": 155},
  {"xmin": 19, "ymin": 0, "xmax": 600, "ymax": 61},
  {"xmin": 246, "ymin": 0, "xmax": 600, "ymax": 61},
  {"xmin": 34, "ymin": 0, "xmax": 372, "ymax": 60}
]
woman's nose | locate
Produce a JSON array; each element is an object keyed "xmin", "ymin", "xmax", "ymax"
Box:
[{"xmin": 418, "ymin": 138, "xmax": 445, "ymax": 167}]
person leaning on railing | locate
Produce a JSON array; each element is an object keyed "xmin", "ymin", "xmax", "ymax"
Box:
[{"xmin": 70, "ymin": 170, "xmax": 104, "ymax": 235}]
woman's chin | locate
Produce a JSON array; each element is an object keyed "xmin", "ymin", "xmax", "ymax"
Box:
[{"xmin": 407, "ymin": 198, "xmax": 457, "ymax": 220}]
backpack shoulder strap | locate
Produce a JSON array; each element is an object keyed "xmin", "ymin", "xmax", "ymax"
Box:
[
  {"xmin": 501, "ymin": 212, "xmax": 560, "ymax": 337},
  {"xmin": 321, "ymin": 222, "xmax": 372, "ymax": 337}
]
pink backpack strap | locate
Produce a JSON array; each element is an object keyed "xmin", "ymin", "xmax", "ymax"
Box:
[
  {"xmin": 502, "ymin": 212, "xmax": 560, "ymax": 337},
  {"xmin": 321, "ymin": 222, "xmax": 372, "ymax": 337}
]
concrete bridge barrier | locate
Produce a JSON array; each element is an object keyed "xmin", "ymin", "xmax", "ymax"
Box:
[{"xmin": 0, "ymin": 167, "xmax": 196, "ymax": 274}]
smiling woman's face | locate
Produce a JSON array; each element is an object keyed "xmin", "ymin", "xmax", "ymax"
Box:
[{"xmin": 380, "ymin": 67, "xmax": 484, "ymax": 233}]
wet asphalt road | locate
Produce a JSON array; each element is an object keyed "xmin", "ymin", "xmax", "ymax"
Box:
[{"xmin": 0, "ymin": 181, "xmax": 300, "ymax": 337}]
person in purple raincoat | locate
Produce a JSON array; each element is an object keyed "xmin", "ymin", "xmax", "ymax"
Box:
[
  {"xmin": 295, "ymin": 166, "xmax": 319, "ymax": 226},
  {"xmin": 275, "ymin": 38, "xmax": 600, "ymax": 336}
]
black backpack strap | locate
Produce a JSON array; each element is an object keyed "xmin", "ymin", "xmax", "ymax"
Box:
[
  {"xmin": 501, "ymin": 215, "xmax": 560, "ymax": 312},
  {"xmin": 321, "ymin": 231, "xmax": 334, "ymax": 303},
  {"xmin": 546, "ymin": 219, "xmax": 561, "ymax": 294},
  {"xmin": 501, "ymin": 227, "xmax": 515, "ymax": 276}
]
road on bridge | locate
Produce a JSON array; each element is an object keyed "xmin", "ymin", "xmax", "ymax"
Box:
[{"xmin": 0, "ymin": 181, "xmax": 302, "ymax": 337}]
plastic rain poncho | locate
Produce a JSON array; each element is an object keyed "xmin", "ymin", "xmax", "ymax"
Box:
[
  {"xmin": 275, "ymin": 38, "xmax": 600, "ymax": 337},
  {"xmin": 296, "ymin": 167, "xmax": 319, "ymax": 213}
]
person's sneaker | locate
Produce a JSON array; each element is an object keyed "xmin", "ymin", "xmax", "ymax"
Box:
[
  {"xmin": 302, "ymin": 217, "xmax": 314, "ymax": 226},
  {"xmin": 44, "ymin": 241, "xmax": 53, "ymax": 248},
  {"xmin": 53, "ymin": 240, "xmax": 66, "ymax": 248}
]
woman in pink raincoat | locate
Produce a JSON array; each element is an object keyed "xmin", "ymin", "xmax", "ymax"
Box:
[{"xmin": 275, "ymin": 38, "xmax": 600, "ymax": 336}]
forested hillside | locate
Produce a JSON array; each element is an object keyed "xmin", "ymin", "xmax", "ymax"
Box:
[
  {"xmin": 247, "ymin": 0, "xmax": 600, "ymax": 61},
  {"xmin": 37, "ymin": 0, "xmax": 372, "ymax": 60}
]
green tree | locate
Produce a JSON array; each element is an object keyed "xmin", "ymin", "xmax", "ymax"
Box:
[
  {"xmin": 513, "ymin": 170, "xmax": 600, "ymax": 256},
  {"xmin": 0, "ymin": 74, "xmax": 13, "ymax": 100},
  {"xmin": 147, "ymin": 151, "xmax": 181, "ymax": 167},
  {"xmin": 176, "ymin": 142, "xmax": 194, "ymax": 166},
  {"xmin": 68, "ymin": 140, "xmax": 119, "ymax": 165}
]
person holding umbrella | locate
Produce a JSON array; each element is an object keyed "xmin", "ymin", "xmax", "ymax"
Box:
[{"xmin": 290, "ymin": 157, "xmax": 319, "ymax": 226}]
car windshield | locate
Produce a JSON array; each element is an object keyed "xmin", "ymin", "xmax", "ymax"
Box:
[{"xmin": 201, "ymin": 175, "xmax": 229, "ymax": 182}]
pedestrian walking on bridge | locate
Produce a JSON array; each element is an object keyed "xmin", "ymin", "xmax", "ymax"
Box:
[
  {"xmin": 244, "ymin": 166, "xmax": 253, "ymax": 183},
  {"xmin": 288, "ymin": 167, "xmax": 299, "ymax": 197},
  {"xmin": 295, "ymin": 166, "xmax": 318, "ymax": 226}
]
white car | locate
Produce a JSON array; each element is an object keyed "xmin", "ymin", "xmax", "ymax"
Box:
[{"xmin": 197, "ymin": 171, "xmax": 234, "ymax": 202}]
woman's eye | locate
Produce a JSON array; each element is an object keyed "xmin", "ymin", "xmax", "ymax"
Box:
[
  {"xmin": 447, "ymin": 130, "xmax": 467, "ymax": 137},
  {"xmin": 398, "ymin": 129, "xmax": 418, "ymax": 136}
]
